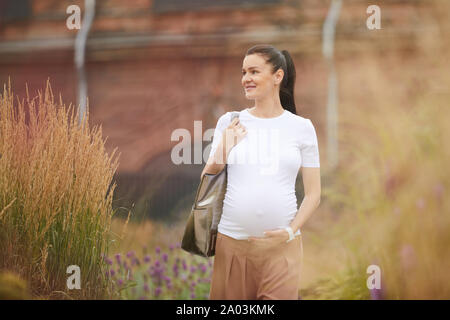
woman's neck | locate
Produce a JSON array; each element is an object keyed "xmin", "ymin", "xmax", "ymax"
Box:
[
  {"xmin": 249, "ymin": 104, "xmax": 284, "ymax": 118},
  {"xmin": 250, "ymin": 96, "xmax": 284, "ymax": 118}
]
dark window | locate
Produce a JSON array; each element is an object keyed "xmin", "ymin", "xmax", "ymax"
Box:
[
  {"xmin": 0, "ymin": 0, "xmax": 32, "ymax": 23},
  {"xmin": 152, "ymin": 0, "xmax": 280, "ymax": 14}
]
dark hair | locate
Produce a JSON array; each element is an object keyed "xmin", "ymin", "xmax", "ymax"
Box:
[{"xmin": 245, "ymin": 44, "xmax": 297, "ymax": 115}]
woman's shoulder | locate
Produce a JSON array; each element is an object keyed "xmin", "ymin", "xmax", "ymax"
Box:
[
  {"xmin": 214, "ymin": 110, "xmax": 236, "ymax": 129},
  {"xmin": 217, "ymin": 108, "xmax": 242, "ymax": 122},
  {"xmin": 284, "ymin": 110, "xmax": 312, "ymax": 126}
]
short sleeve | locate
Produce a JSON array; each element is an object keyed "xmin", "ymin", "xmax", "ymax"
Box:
[
  {"xmin": 208, "ymin": 112, "xmax": 230, "ymax": 160},
  {"xmin": 300, "ymin": 119, "xmax": 320, "ymax": 168}
]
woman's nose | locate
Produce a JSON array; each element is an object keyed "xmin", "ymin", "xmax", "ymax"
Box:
[{"xmin": 242, "ymin": 75, "xmax": 252, "ymax": 85}]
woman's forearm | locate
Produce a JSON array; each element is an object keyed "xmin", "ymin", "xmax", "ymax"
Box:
[
  {"xmin": 289, "ymin": 194, "xmax": 321, "ymax": 234},
  {"xmin": 201, "ymin": 136, "xmax": 231, "ymax": 179}
]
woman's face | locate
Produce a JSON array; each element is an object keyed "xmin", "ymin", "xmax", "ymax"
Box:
[{"xmin": 241, "ymin": 54, "xmax": 283, "ymax": 99}]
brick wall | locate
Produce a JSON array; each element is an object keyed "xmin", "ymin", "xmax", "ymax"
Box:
[{"xmin": 0, "ymin": 0, "xmax": 448, "ymax": 174}]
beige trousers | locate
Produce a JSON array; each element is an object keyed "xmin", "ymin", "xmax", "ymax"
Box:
[{"xmin": 209, "ymin": 231, "xmax": 303, "ymax": 300}]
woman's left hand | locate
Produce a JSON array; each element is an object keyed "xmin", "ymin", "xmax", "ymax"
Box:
[{"xmin": 248, "ymin": 228, "xmax": 289, "ymax": 247}]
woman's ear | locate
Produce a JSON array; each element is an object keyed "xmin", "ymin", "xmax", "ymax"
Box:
[{"xmin": 275, "ymin": 69, "xmax": 284, "ymax": 86}]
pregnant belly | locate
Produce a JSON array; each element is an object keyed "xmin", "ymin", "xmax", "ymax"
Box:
[{"xmin": 221, "ymin": 188, "xmax": 297, "ymax": 237}]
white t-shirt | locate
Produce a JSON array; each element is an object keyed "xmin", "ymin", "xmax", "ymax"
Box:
[{"xmin": 208, "ymin": 108, "xmax": 320, "ymax": 240}]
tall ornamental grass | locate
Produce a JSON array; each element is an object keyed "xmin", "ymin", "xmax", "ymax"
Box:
[
  {"xmin": 303, "ymin": 51, "xmax": 450, "ymax": 298},
  {"xmin": 0, "ymin": 79, "xmax": 120, "ymax": 299},
  {"xmin": 330, "ymin": 79, "xmax": 450, "ymax": 299}
]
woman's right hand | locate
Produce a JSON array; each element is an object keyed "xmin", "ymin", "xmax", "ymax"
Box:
[
  {"xmin": 201, "ymin": 117, "xmax": 247, "ymax": 179},
  {"xmin": 222, "ymin": 117, "xmax": 247, "ymax": 153}
]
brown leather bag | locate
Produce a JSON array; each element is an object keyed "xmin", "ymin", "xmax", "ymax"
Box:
[{"xmin": 181, "ymin": 111, "xmax": 240, "ymax": 257}]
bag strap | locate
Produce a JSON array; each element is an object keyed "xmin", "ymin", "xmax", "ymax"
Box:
[
  {"xmin": 222, "ymin": 111, "xmax": 241, "ymax": 171},
  {"xmin": 229, "ymin": 110, "xmax": 241, "ymax": 122}
]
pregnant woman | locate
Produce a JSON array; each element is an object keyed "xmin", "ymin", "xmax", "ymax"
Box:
[{"xmin": 202, "ymin": 44, "xmax": 321, "ymax": 300}]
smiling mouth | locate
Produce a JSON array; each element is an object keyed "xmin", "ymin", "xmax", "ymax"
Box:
[{"xmin": 245, "ymin": 86, "xmax": 256, "ymax": 90}]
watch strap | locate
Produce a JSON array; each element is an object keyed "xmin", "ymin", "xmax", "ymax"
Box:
[{"xmin": 285, "ymin": 226, "xmax": 295, "ymax": 243}]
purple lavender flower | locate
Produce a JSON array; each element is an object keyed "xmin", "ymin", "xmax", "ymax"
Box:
[
  {"xmin": 155, "ymin": 246, "xmax": 161, "ymax": 254},
  {"xmin": 154, "ymin": 260, "xmax": 160, "ymax": 268},
  {"xmin": 370, "ymin": 288, "xmax": 383, "ymax": 300},
  {"xmin": 126, "ymin": 250, "xmax": 135, "ymax": 259},
  {"xmin": 199, "ymin": 263, "xmax": 207, "ymax": 273},
  {"xmin": 162, "ymin": 253, "xmax": 168, "ymax": 263},
  {"xmin": 115, "ymin": 253, "xmax": 121, "ymax": 264},
  {"xmin": 169, "ymin": 244, "xmax": 175, "ymax": 251},
  {"xmin": 105, "ymin": 270, "xmax": 110, "ymax": 277},
  {"xmin": 182, "ymin": 259, "xmax": 187, "ymax": 271},
  {"xmin": 172, "ymin": 263, "xmax": 179, "ymax": 277},
  {"xmin": 150, "ymin": 263, "xmax": 164, "ymax": 282},
  {"xmin": 190, "ymin": 292, "xmax": 196, "ymax": 299},
  {"xmin": 131, "ymin": 257, "xmax": 140, "ymax": 266},
  {"xmin": 110, "ymin": 269, "xmax": 116, "ymax": 277},
  {"xmin": 104, "ymin": 257, "xmax": 113, "ymax": 265},
  {"xmin": 154, "ymin": 286, "xmax": 162, "ymax": 297},
  {"xmin": 190, "ymin": 266, "xmax": 197, "ymax": 273},
  {"xmin": 144, "ymin": 255, "xmax": 151, "ymax": 263},
  {"xmin": 117, "ymin": 278, "xmax": 123, "ymax": 286}
]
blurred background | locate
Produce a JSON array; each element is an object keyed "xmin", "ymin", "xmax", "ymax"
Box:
[
  {"xmin": 1, "ymin": 0, "xmax": 449, "ymax": 299},
  {"xmin": 1, "ymin": 0, "xmax": 336, "ymax": 224}
]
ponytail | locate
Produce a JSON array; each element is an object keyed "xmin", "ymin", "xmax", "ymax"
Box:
[{"xmin": 280, "ymin": 50, "xmax": 296, "ymax": 115}]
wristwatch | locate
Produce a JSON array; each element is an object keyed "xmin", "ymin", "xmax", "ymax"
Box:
[{"xmin": 284, "ymin": 226, "xmax": 295, "ymax": 243}]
